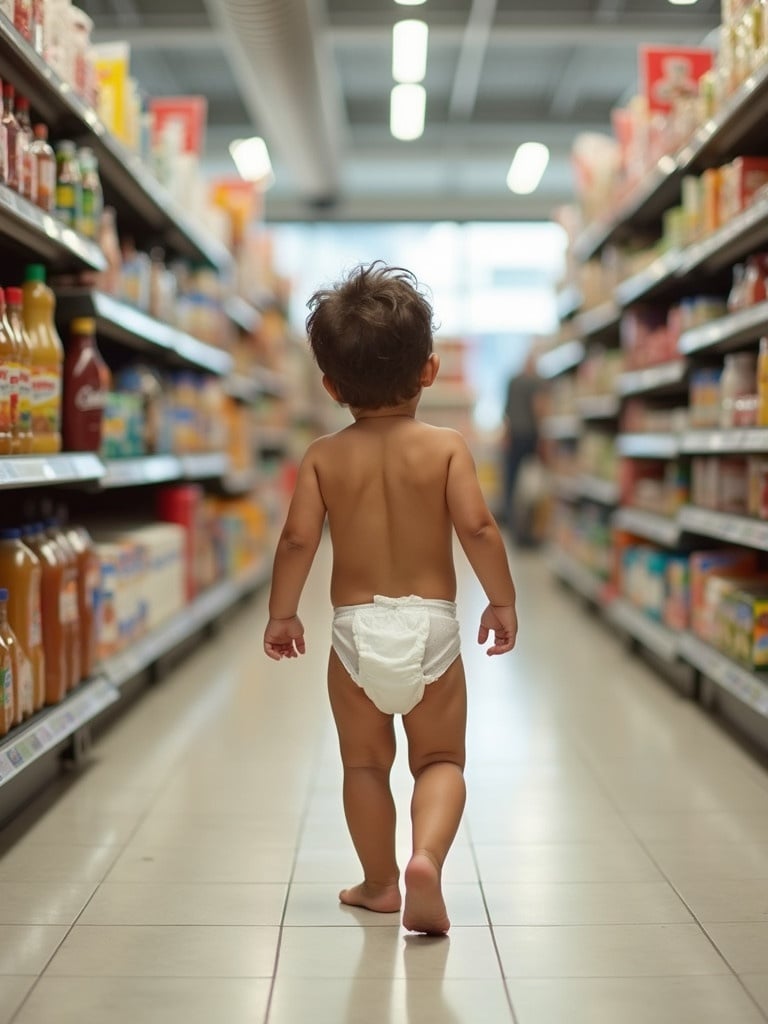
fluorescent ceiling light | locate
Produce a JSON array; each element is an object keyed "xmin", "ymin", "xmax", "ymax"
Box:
[
  {"xmin": 668, "ymin": 0, "xmax": 698, "ymax": 4},
  {"xmin": 229, "ymin": 136, "xmax": 274, "ymax": 184},
  {"xmin": 392, "ymin": 19, "xmax": 429, "ymax": 83},
  {"xmin": 394, "ymin": 0, "xmax": 427, "ymax": 5},
  {"xmin": 390, "ymin": 83, "xmax": 426, "ymax": 141},
  {"xmin": 506, "ymin": 142, "xmax": 550, "ymax": 194}
]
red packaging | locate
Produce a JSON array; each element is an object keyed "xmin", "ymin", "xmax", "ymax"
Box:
[
  {"xmin": 719, "ymin": 157, "xmax": 768, "ymax": 225},
  {"xmin": 61, "ymin": 317, "xmax": 110, "ymax": 453},
  {"xmin": 156, "ymin": 485, "xmax": 204, "ymax": 600}
]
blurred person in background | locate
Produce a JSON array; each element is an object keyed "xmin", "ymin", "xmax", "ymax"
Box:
[{"xmin": 500, "ymin": 350, "xmax": 546, "ymax": 542}]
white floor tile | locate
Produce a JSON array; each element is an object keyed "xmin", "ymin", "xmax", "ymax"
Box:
[
  {"xmin": 0, "ymin": 926, "xmax": 68, "ymax": 974},
  {"xmin": 79, "ymin": 882, "xmax": 287, "ymax": 926},
  {"xmin": 704, "ymin": 924, "xmax": 768, "ymax": 974},
  {"xmin": 0, "ymin": 977, "xmax": 36, "ymax": 1024},
  {"xmin": 0, "ymin": 883, "xmax": 95, "ymax": 925},
  {"xmin": 473, "ymin": 842, "xmax": 662, "ymax": 884},
  {"xmin": 484, "ymin": 881, "xmax": 692, "ymax": 926}
]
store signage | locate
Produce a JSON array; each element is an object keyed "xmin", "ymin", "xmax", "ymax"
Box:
[
  {"xmin": 149, "ymin": 96, "xmax": 208, "ymax": 155},
  {"xmin": 641, "ymin": 47, "xmax": 713, "ymax": 114}
]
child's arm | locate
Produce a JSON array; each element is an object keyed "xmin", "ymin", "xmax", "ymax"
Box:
[
  {"xmin": 264, "ymin": 445, "xmax": 327, "ymax": 660},
  {"xmin": 445, "ymin": 433, "xmax": 517, "ymax": 655}
]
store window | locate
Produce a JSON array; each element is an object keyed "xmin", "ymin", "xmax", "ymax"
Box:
[{"xmin": 271, "ymin": 221, "xmax": 566, "ymax": 430}]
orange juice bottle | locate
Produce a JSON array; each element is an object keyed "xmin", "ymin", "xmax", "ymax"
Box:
[
  {"xmin": 22, "ymin": 264, "xmax": 62, "ymax": 454},
  {"xmin": 45, "ymin": 518, "xmax": 81, "ymax": 688},
  {"xmin": 0, "ymin": 589, "xmax": 15, "ymax": 735},
  {"xmin": 24, "ymin": 522, "xmax": 66, "ymax": 705},
  {"xmin": 0, "ymin": 292, "xmax": 14, "ymax": 455},
  {"xmin": 7, "ymin": 287, "xmax": 33, "ymax": 453},
  {"xmin": 64, "ymin": 520, "xmax": 100, "ymax": 679},
  {"xmin": 0, "ymin": 527, "xmax": 42, "ymax": 717},
  {"xmin": 0, "ymin": 288, "xmax": 22, "ymax": 454}
]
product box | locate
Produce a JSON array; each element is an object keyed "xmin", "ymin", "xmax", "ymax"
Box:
[
  {"xmin": 664, "ymin": 555, "xmax": 690, "ymax": 631},
  {"xmin": 689, "ymin": 548, "xmax": 758, "ymax": 640},
  {"xmin": 716, "ymin": 581, "xmax": 768, "ymax": 666},
  {"xmin": 719, "ymin": 157, "xmax": 768, "ymax": 225}
]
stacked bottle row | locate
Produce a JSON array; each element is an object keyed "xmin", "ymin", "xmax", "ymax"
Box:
[{"xmin": 0, "ymin": 518, "xmax": 98, "ymax": 735}]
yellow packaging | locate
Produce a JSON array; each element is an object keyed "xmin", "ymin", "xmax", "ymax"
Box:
[
  {"xmin": 94, "ymin": 42, "xmax": 130, "ymax": 143},
  {"xmin": 702, "ymin": 168, "xmax": 722, "ymax": 234}
]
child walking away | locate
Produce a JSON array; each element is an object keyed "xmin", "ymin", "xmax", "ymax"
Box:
[{"xmin": 263, "ymin": 263, "xmax": 517, "ymax": 935}]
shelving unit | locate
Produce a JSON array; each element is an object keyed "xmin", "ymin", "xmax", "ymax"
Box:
[
  {"xmin": 537, "ymin": 340, "xmax": 585, "ymax": 379},
  {"xmin": 574, "ymin": 301, "xmax": 621, "ymax": 340},
  {"xmin": 679, "ymin": 632, "xmax": 768, "ymax": 721},
  {"xmin": 677, "ymin": 506, "xmax": 768, "ymax": 550},
  {"xmin": 548, "ymin": 546, "xmax": 608, "ymax": 605},
  {"xmin": 617, "ymin": 359, "xmax": 687, "ymax": 397},
  {"xmin": 0, "ymin": 184, "xmax": 105, "ymax": 271},
  {"xmin": 678, "ymin": 302, "xmax": 768, "ymax": 357},
  {"xmin": 613, "ymin": 507, "xmax": 681, "ymax": 547},
  {"xmin": 606, "ymin": 597, "xmax": 680, "ymax": 664},
  {"xmin": 0, "ymin": 453, "xmax": 104, "ymax": 489},
  {"xmin": 541, "ymin": 414, "xmax": 580, "ymax": 440},
  {"xmin": 578, "ymin": 475, "xmax": 620, "ymax": 506},
  {"xmin": 577, "ymin": 395, "xmax": 620, "ymax": 420},
  {"xmin": 616, "ymin": 433, "xmax": 679, "ymax": 459}
]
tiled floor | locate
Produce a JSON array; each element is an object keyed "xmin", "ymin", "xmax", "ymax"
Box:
[{"xmin": 1, "ymin": 541, "xmax": 768, "ymax": 1023}]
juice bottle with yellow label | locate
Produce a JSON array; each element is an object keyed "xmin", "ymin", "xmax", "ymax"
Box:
[
  {"xmin": 6, "ymin": 288, "xmax": 32, "ymax": 453},
  {"xmin": 22, "ymin": 264, "xmax": 62, "ymax": 454},
  {"xmin": 0, "ymin": 527, "xmax": 42, "ymax": 718}
]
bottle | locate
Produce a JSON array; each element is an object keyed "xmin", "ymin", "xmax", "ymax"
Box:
[
  {"xmin": 44, "ymin": 518, "xmax": 80, "ymax": 689},
  {"xmin": 6, "ymin": 287, "xmax": 32, "ymax": 453},
  {"xmin": 13, "ymin": 0, "xmax": 31, "ymax": 41},
  {"xmin": 30, "ymin": 0, "xmax": 43, "ymax": 54},
  {"xmin": 758, "ymin": 337, "xmax": 768, "ymax": 428},
  {"xmin": 24, "ymin": 523, "xmax": 66, "ymax": 705},
  {"xmin": 2, "ymin": 82, "xmax": 21, "ymax": 193},
  {"xmin": 96, "ymin": 207, "xmax": 121, "ymax": 294},
  {"xmin": 63, "ymin": 317, "xmax": 110, "ymax": 452},
  {"xmin": 0, "ymin": 289, "xmax": 14, "ymax": 455},
  {"xmin": 22, "ymin": 264, "xmax": 63, "ymax": 454},
  {"xmin": 0, "ymin": 527, "xmax": 43, "ymax": 715},
  {"xmin": 0, "ymin": 289, "xmax": 21, "ymax": 455},
  {"xmin": 55, "ymin": 140, "xmax": 82, "ymax": 229},
  {"xmin": 77, "ymin": 147, "xmax": 102, "ymax": 240},
  {"xmin": 15, "ymin": 95, "xmax": 36, "ymax": 202},
  {"xmin": 63, "ymin": 519, "xmax": 99, "ymax": 679},
  {"xmin": 30, "ymin": 124, "xmax": 55, "ymax": 213},
  {"xmin": 0, "ymin": 589, "xmax": 15, "ymax": 735}
]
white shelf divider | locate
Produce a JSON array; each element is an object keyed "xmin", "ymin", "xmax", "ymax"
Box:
[
  {"xmin": 678, "ymin": 505, "xmax": 768, "ymax": 550},
  {"xmin": 618, "ymin": 360, "xmax": 687, "ymax": 397},
  {"xmin": 616, "ymin": 433, "xmax": 679, "ymax": 458},
  {"xmin": 0, "ymin": 453, "xmax": 104, "ymax": 489},
  {"xmin": 680, "ymin": 632, "xmax": 768, "ymax": 719}
]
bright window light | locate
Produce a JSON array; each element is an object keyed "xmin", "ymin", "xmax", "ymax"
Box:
[
  {"xmin": 392, "ymin": 19, "xmax": 429, "ymax": 83},
  {"xmin": 390, "ymin": 83, "xmax": 426, "ymax": 141},
  {"xmin": 229, "ymin": 136, "xmax": 274, "ymax": 183},
  {"xmin": 506, "ymin": 142, "xmax": 550, "ymax": 195}
]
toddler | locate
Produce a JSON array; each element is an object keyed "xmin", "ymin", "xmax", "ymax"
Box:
[{"xmin": 263, "ymin": 263, "xmax": 517, "ymax": 934}]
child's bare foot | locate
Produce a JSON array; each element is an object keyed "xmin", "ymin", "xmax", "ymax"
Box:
[
  {"xmin": 403, "ymin": 850, "xmax": 450, "ymax": 934},
  {"xmin": 339, "ymin": 880, "xmax": 401, "ymax": 914}
]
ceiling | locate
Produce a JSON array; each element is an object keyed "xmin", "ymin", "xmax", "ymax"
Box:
[{"xmin": 82, "ymin": 0, "xmax": 722, "ymax": 223}]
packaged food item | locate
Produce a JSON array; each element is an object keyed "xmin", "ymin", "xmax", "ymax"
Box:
[
  {"xmin": 157, "ymin": 484, "xmax": 204, "ymax": 599},
  {"xmin": 116, "ymin": 363, "xmax": 164, "ymax": 454},
  {"xmin": 1, "ymin": 83, "xmax": 21, "ymax": 193},
  {"xmin": 719, "ymin": 157, "xmax": 768, "ymax": 224},
  {"xmin": 14, "ymin": 0, "xmax": 31, "ymax": 39},
  {"xmin": 0, "ymin": 527, "xmax": 44, "ymax": 714},
  {"xmin": 63, "ymin": 520, "xmax": 99, "ymax": 678},
  {"xmin": 24, "ymin": 522, "xmax": 67, "ymax": 704},
  {"xmin": 721, "ymin": 352, "xmax": 757, "ymax": 428},
  {"xmin": 6, "ymin": 287, "xmax": 33, "ymax": 453},
  {"xmin": 0, "ymin": 588, "xmax": 15, "ymax": 736},
  {"xmin": 30, "ymin": 123, "xmax": 55, "ymax": 213},
  {"xmin": 690, "ymin": 549, "xmax": 758, "ymax": 642},
  {"xmin": 717, "ymin": 581, "xmax": 768, "ymax": 667},
  {"xmin": 22, "ymin": 263, "xmax": 63, "ymax": 453},
  {"xmin": 664, "ymin": 556, "xmax": 690, "ymax": 631},
  {"xmin": 55, "ymin": 140, "xmax": 82, "ymax": 229},
  {"xmin": 0, "ymin": 288, "xmax": 22, "ymax": 455},
  {"xmin": 77, "ymin": 146, "xmax": 101, "ymax": 239},
  {"xmin": 0, "ymin": 289, "xmax": 14, "ymax": 455},
  {"xmin": 62, "ymin": 317, "xmax": 110, "ymax": 453},
  {"xmin": 44, "ymin": 519, "xmax": 80, "ymax": 689},
  {"xmin": 15, "ymin": 95, "xmax": 36, "ymax": 202},
  {"xmin": 96, "ymin": 207, "xmax": 121, "ymax": 294}
]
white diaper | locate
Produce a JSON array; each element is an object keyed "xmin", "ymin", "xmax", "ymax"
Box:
[{"xmin": 332, "ymin": 595, "xmax": 461, "ymax": 715}]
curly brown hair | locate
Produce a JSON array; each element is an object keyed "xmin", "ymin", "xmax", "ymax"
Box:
[{"xmin": 306, "ymin": 262, "xmax": 434, "ymax": 409}]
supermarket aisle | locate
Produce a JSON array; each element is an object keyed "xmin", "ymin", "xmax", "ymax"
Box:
[{"xmin": 1, "ymin": 541, "xmax": 768, "ymax": 1024}]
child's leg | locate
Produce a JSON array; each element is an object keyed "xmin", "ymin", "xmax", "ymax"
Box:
[
  {"xmin": 401, "ymin": 656, "xmax": 467, "ymax": 934},
  {"xmin": 327, "ymin": 648, "xmax": 401, "ymax": 913}
]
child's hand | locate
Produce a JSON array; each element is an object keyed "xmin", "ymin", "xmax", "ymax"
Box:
[
  {"xmin": 264, "ymin": 616, "xmax": 306, "ymax": 660},
  {"xmin": 478, "ymin": 604, "xmax": 517, "ymax": 655}
]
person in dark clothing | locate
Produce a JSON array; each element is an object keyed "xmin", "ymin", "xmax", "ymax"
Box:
[{"xmin": 501, "ymin": 352, "xmax": 545, "ymax": 538}]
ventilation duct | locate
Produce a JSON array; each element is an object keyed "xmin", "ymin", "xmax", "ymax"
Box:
[{"xmin": 204, "ymin": 0, "xmax": 343, "ymax": 202}]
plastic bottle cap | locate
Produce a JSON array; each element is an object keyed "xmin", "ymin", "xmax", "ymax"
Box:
[
  {"xmin": 70, "ymin": 317, "xmax": 95, "ymax": 334},
  {"xmin": 6, "ymin": 287, "xmax": 22, "ymax": 306},
  {"xmin": 0, "ymin": 589, "xmax": 7, "ymax": 601},
  {"xmin": 0, "ymin": 528, "xmax": 21, "ymax": 539},
  {"xmin": 24, "ymin": 264, "xmax": 46, "ymax": 283}
]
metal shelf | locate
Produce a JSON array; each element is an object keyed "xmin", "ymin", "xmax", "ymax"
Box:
[
  {"xmin": 679, "ymin": 632, "xmax": 768, "ymax": 720},
  {"xmin": 0, "ymin": 677, "xmax": 118, "ymax": 788},
  {"xmin": 551, "ymin": 474, "xmax": 582, "ymax": 501},
  {"xmin": 224, "ymin": 296, "xmax": 262, "ymax": 335},
  {"xmin": 614, "ymin": 507, "xmax": 681, "ymax": 546},
  {"xmin": 179, "ymin": 453, "xmax": 230, "ymax": 480},
  {"xmin": 557, "ymin": 285, "xmax": 582, "ymax": 321},
  {"xmin": 616, "ymin": 433, "xmax": 679, "ymax": 459},
  {"xmin": 678, "ymin": 505, "xmax": 768, "ymax": 550},
  {"xmin": 679, "ymin": 195, "xmax": 768, "ymax": 277},
  {"xmin": 537, "ymin": 340, "xmax": 585, "ymax": 379},
  {"xmin": 679, "ymin": 302, "xmax": 768, "ymax": 357},
  {"xmin": 547, "ymin": 546, "xmax": 607, "ymax": 605},
  {"xmin": 100, "ymin": 561, "xmax": 270, "ymax": 689},
  {"xmin": 0, "ymin": 15, "xmax": 229, "ymax": 269},
  {"xmin": 225, "ymin": 369, "xmax": 287, "ymax": 404},
  {"xmin": 0, "ymin": 182, "xmax": 104, "ymax": 271},
  {"xmin": 101, "ymin": 456, "xmax": 182, "ymax": 489},
  {"xmin": 606, "ymin": 597, "xmax": 679, "ymax": 663},
  {"xmin": 615, "ymin": 250, "xmax": 683, "ymax": 307},
  {"xmin": 618, "ymin": 360, "xmax": 687, "ymax": 397},
  {"xmin": 680, "ymin": 428, "xmax": 768, "ymax": 455},
  {"xmin": 0, "ymin": 453, "xmax": 104, "ymax": 490},
  {"xmin": 55, "ymin": 290, "xmax": 233, "ymax": 377},
  {"xmin": 577, "ymin": 395, "xmax": 620, "ymax": 420},
  {"xmin": 574, "ymin": 301, "xmax": 621, "ymax": 341},
  {"xmin": 541, "ymin": 414, "xmax": 580, "ymax": 440}
]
